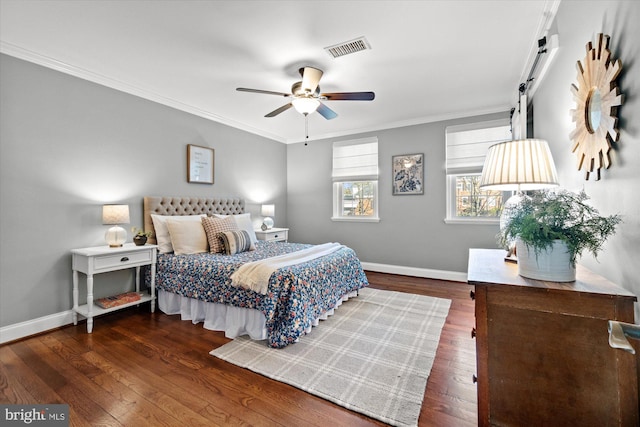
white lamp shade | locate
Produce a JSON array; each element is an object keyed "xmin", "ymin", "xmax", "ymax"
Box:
[
  {"xmin": 292, "ymin": 98, "xmax": 320, "ymax": 114},
  {"xmin": 261, "ymin": 204, "xmax": 275, "ymax": 217},
  {"xmin": 102, "ymin": 204, "xmax": 130, "ymax": 225},
  {"xmin": 479, "ymin": 139, "xmax": 559, "ymax": 191}
]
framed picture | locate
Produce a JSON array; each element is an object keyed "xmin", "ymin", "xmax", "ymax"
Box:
[
  {"xmin": 392, "ymin": 153, "xmax": 424, "ymax": 195},
  {"xmin": 187, "ymin": 144, "xmax": 214, "ymax": 184}
]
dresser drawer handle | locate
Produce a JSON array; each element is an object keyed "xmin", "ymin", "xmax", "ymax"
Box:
[
  {"xmin": 120, "ymin": 257, "xmax": 129, "ymax": 262},
  {"xmin": 471, "ymin": 328, "xmax": 476, "ymax": 339},
  {"xmin": 470, "ymin": 290, "xmax": 475, "ymax": 300},
  {"xmin": 472, "ymin": 375, "xmax": 478, "ymax": 384},
  {"xmin": 274, "ymin": 234, "xmax": 279, "ymax": 238}
]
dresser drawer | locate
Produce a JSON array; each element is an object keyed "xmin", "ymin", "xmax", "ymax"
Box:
[{"xmin": 93, "ymin": 250, "xmax": 153, "ymax": 271}]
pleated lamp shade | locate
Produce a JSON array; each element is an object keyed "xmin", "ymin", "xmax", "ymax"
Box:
[{"xmin": 479, "ymin": 139, "xmax": 559, "ymax": 191}]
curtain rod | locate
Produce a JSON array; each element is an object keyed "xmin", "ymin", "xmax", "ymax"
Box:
[{"xmin": 519, "ymin": 37, "xmax": 548, "ymax": 98}]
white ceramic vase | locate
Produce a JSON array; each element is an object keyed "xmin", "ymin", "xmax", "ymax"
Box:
[{"xmin": 516, "ymin": 238, "xmax": 576, "ymax": 282}]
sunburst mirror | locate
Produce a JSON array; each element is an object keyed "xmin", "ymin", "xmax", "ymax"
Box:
[{"xmin": 570, "ymin": 33, "xmax": 623, "ymax": 180}]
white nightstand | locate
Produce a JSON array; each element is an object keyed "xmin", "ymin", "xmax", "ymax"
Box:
[
  {"xmin": 254, "ymin": 227, "xmax": 289, "ymax": 242},
  {"xmin": 71, "ymin": 243, "xmax": 157, "ymax": 333}
]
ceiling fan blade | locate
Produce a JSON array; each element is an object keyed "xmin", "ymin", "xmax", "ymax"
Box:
[
  {"xmin": 265, "ymin": 103, "xmax": 293, "ymax": 117},
  {"xmin": 237, "ymin": 87, "xmax": 290, "ymax": 97},
  {"xmin": 321, "ymin": 92, "xmax": 375, "ymax": 101},
  {"xmin": 300, "ymin": 67, "xmax": 323, "ymax": 94},
  {"xmin": 316, "ymin": 102, "xmax": 338, "ymax": 120}
]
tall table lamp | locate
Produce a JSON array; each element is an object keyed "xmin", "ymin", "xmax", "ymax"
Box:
[
  {"xmin": 261, "ymin": 204, "xmax": 275, "ymax": 230},
  {"xmin": 102, "ymin": 204, "xmax": 130, "ymax": 247},
  {"xmin": 479, "ymin": 139, "xmax": 559, "ymax": 253}
]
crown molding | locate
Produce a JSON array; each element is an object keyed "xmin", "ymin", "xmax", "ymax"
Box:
[
  {"xmin": 2, "ymin": 41, "xmax": 510, "ymax": 145},
  {"xmin": 0, "ymin": 41, "xmax": 287, "ymax": 143},
  {"xmin": 286, "ymin": 105, "xmax": 510, "ymax": 144}
]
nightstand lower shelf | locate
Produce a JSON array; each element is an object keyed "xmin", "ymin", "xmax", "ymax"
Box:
[{"xmin": 74, "ymin": 294, "xmax": 155, "ymax": 319}]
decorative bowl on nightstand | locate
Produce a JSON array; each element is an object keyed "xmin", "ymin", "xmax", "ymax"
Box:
[{"xmin": 133, "ymin": 235, "xmax": 147, "ymax": 246}]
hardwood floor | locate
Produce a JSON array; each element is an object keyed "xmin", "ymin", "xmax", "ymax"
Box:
[{"xmin": 0, "ymin": 272, "xmax": 478, "ymax": 426}]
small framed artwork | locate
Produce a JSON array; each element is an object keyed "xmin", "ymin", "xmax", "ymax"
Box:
[
  {"xmin": 187, "ymin": 144, "xmax": 214, "ymax": 184},
  {"xmin": 392, "ymin": 153, "xmax": 424, "ymax": 195}
]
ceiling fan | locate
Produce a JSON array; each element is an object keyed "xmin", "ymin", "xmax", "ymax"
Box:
[{"xmin": 236, "ymin": 66, "xmax": 375, "ymax": 120}]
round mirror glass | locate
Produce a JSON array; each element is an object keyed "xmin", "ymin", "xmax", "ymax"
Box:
[{"xmin": 586, "ymin": 87, "xmax": 602, "ymax": 133}]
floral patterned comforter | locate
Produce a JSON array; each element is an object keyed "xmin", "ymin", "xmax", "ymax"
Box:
[{"xmin": 153, "ymin": 241, "xmax": 369, "ymax": 348}]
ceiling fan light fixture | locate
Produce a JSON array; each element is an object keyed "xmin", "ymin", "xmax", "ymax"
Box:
[
  {"xmin": 292, "ymin": 97, "xmax": 320, "ymax": 114},
  {"xmin": 237, "ymin": 66, "xmax": 373, "ymax": 120}
]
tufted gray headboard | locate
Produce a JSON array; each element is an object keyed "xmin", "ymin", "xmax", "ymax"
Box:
[{"xmin": 143, "ymin": 196, "xmax": 245, "ymax": 244}]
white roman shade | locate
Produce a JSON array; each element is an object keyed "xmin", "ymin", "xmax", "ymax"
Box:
[
  {"xmin": 445, "ymin": 119, "xmax": 511, "ymax": 174},
  {"xmin": 332, "ymin": 137, "xmax": 379, "ymax": 181}
]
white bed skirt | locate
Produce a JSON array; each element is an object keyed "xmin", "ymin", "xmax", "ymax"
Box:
[{"xmin": 157, "ymin": 289, "xmax": 359, "ymax": 340}]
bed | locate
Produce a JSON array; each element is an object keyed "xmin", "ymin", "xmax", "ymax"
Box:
[{"xmin": 143, "ymin": 196, "xmax": 369, "ymax": 348}]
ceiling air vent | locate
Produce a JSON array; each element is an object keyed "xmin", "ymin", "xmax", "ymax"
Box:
[{"xmin": 324, "ymin": 36, "xmax": 371, "ymax": 58}]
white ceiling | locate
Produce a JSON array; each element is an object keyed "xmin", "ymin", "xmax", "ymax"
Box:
[{"xmin": 0, "ymin": 0, "xmax": 559, "ymax": 143}]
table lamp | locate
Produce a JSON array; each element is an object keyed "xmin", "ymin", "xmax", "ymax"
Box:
[
  {"xmin": 102, "ymin": 204, "xmax": 130, "ymax": 247},
  {"xmin": 479, "ymin": 139, "xmax": 559, "ymax": 255},
  {"xmin": 261, "ymin": 204, "xmax": 275, "ymax": 230}
]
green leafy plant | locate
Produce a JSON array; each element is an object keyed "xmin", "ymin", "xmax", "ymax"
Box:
[
  {"xmin": 131, "ymin": 227, "xmax": 152, "ymax": 238},
  {"xmin": 498, "ymin": 189, "xmax": 621, "ymax": 266}
]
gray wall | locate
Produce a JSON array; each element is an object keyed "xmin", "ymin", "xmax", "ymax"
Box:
[
  {"xmin": 0, "ymin": 54, "xmax": 287, "ymax": 327},
  {"xmin": 286, "ymin": 112, "xmax": 509, "ymax": 274},
  {"xmin": 533, "ymin": 0, "xmax": 640, "ymax": 318}
]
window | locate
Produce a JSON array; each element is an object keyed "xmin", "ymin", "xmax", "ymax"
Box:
[
  {"xmin": 332, "ymin": 137, "xmax": 379, "ymax": 222},
  {"xmin": 450, "ymin": 175, "xmax": 504, "ymax": 218},
  {"xmin": 445, "ymin": 119, "xmax": 511, "ymax": 223}
]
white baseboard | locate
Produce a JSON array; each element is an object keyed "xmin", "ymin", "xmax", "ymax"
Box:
[
  {"xmin": 1, "ymin": 310, "xmax": 74, "ymax": 344},
  {"xmin": 1, "ymin": 263, "xmax": 467, "ymax": 343},
  {"xmin": 361, "ymin": 262, "xmax": 468, "ymax": 283}
]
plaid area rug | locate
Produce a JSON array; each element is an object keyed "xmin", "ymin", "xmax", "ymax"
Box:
[{"xmin": 210, "ymin": 287, "xmax": 451, "ymax": 427}]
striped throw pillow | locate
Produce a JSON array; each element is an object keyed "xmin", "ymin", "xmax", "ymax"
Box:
[{"xmin": 217, "ymin": 230, "xmax": 255, "ymax": 255}]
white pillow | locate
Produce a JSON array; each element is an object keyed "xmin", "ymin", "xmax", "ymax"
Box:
[
  {"xmin": 166, "ymin": 219, "xmax": 208, "ymax": 255},
  {"xmin": 150, "ymin": 214, "xmax": 206, "ymax": 253},
  {"xmin": 213, "ymin": 213, "xmax": 258, "ymax": 245}
]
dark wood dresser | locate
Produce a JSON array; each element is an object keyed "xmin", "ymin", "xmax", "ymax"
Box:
[{"xmin": 467, "ymin": 248, "xmax": 639, "ymax": 426}]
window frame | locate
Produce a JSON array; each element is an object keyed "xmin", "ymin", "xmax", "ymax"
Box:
[
  {"xmin": 445, "ymin": 174, "xmax": 509, "ymax": 224},
  {"xmin": 332, "ymin": 180, "xmax": 380, "ymax": 222}
]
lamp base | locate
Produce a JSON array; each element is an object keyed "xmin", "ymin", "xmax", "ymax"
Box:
[
  {"xmin": 262, "ymin": 217, "xmax": 274, "ymax": 230},
  {"xmin": 105, "ymin": 225, "xmax": 127, "ymax": 247}
]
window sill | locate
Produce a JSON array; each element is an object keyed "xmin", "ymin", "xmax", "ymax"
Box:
[
  {"xmin": 444, "ymin": 218, "xmax": 499, "ymax": 225},
  {"xmin": 331, "ymin": 216, "xmax": 380, "ymax": 223}
]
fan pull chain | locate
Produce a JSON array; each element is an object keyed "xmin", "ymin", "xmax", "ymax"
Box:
[{"xmin": 304, "ymin": 113, "xmax": 309, "ymax": 145}]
